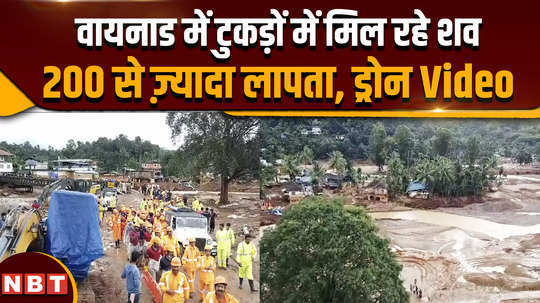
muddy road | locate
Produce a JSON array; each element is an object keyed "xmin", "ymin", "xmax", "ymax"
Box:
[{"xmin": 89, "ymin": 190, "xmax": 260, "ymax": 303}]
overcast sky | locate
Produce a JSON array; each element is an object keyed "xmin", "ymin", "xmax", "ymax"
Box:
[{"xmin": 0, "ymin": 109, "xmax": 179, "ymax": 150}]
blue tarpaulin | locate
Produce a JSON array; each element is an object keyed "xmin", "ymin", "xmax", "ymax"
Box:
[
  {"xmin": 406, "ymin": 182, "xmax": 427, "ymax": 193},
  {"xmin": 46, "ymin": 190, "xmax": 104, "ymax": 280}
]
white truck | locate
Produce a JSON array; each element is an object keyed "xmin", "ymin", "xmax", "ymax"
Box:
[{"xmin": 165, "ymin": 208, "xmax": 217, "ymax": 256}]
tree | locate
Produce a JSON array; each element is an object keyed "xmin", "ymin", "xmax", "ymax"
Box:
[
  {"xmin": 514, "ymin": 148, "xmax": 533, "ymax": 165},
  {"xmin": 62, "ymin": 139, "xmax": 78, "ymax": 159},
  {"xmin": 433, "ymin": 128, "xmax": 452, "ymax": 157},
  {"xmin": 386, "ymin": 152, "xmax": 408, "ymax": 199},
  {"xmin": 282, "ymin": 154, "xmax": 300, "ymax": 181},
  {"xmin": 465, "ymin": 136, "xmax": 480, "ymax": 164},
  {"xmin": 261, "ymin": 165, "xmax": 278, "ymax": 188},
  {"xmin": 166, "ymin": 113, "xmax": 259, "ymax": 204},
  {"xmin": 299, "ymin": 145, "xmax": 314, "ymax": 165},
  {"xmin": 394, "ymin": 125, "xmax": 414, "ymax": 166},
  {"xmin": 369, "ymin": 122, "xmax": 387, "ymax": 171},
  {"xmin": 329, "ymin": 150, "xmax": 347, "ymax": 176},
  {"xmin": 310, "ymin": 161, "xmax": 325, "ymax": 190},
  {"xmin": 261, "ymin": 197, "xmax": 408, "ymax": 303}
]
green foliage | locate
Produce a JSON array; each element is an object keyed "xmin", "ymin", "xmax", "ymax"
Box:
[
  {"xmin": 394, "ymin": 125, "xmax": 413, "ymax": 166},
  {"xmin": 410, "ymin": 156, "xmax": 497, "ymax": 198},
  {"xmin": 260, "ymin": 119, "xmax": 539, "ymax": 165},
  {"xmin": 466, "ymin": 136, "xmax": 481, "ymax": 165},
  {"xmin": 329, "ymin": 150, "xmax": 346, "ymax": 176},
  {"xmin": 0, "ymin": 136, "xmax": 165, "ymax": 173},
  {"xmin": 299, "ymin": 145, "xmax": 314, "ymax": 165},
  {"xmin": 386, "ymin": 153, "xmax": 407, "ymax": 199},
  {"xmin": 282, "ymin": 154, "xmax": 301, "ymax": 181},
  {"xmin": 261, "ymin": 197, "xmax": 408, "ymax": 303},
  {"xmin": 514, "ymin": 148, "xmax": 533, "ymax": 165},
  {"xmin": 311, "ymin": 161, "xmax": 325, "ymax": 189},
  {"xmin": 370, "ymin": 122, "xmax": 387, "ymax": 171},
  {"xmin": 432, "ymin": 128, "xmax": 452, "ymax": 156},
  {"xmin": 261, "ymin": 165, "xmax": 278, "ymax": 188},
  {"xmin": 167, "ymin": 112, "xmax": 259, "ymax": 204}
]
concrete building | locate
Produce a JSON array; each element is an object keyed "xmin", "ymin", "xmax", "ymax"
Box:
[{"xmin": 0, "ymin": 149, "xmax": 14, "ymax": 173}]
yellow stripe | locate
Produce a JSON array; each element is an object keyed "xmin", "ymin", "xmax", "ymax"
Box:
[
  {"xmin": 225, "ymin": 108, "xmax": 540, "ymax": 119},
  {"xmin": 38, "ymin": 252, "xmax": 78, "ymax": 303}
]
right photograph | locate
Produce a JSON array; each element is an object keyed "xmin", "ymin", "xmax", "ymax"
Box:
[{"xmin": 259, "ymin": 118, "xmax": 540, "ymax": 303}]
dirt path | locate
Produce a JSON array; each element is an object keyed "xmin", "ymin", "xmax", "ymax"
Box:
[
  {"xmin": 89, "ymin": 190, "xmax": 260, "ymax": 303},
  {"xmin": 89, "ymin": 191, "xmax": 153, "ymax": 303}
]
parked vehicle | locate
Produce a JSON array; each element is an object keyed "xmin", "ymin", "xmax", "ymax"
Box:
[{"xmin": 165, "ymin": 208, "xmax": 217, "ymax": 256}]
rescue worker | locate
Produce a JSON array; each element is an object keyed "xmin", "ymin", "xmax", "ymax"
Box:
[
  {"xmin": 182, "ymin": 237, "xmax": 200, "ymax": 294},
  {"xmin": 146, "ymin": 236, "xmax": 163, "ymax": 282},
  {"xmin": 202, "ymin": 276, "xmax": 239, "ymax": 303},
  {"xmin": 154, "ymin": 214, "xmax": 164, "ymax": 235},
  {"xmin": 159, "ymin": 257, "xmax": 190, "ymax": 303},
  {"xmin": 110, "ymin": 209, "xmax": 123, "ymax": 248},
  {"xmin": 177, "ymin": 197, "xmax": 185, "ymax": 208},
  {"xmin": 140, "ymin": 198, "xmax": 147, "ymax": 211},
  {"xmin": 120, "ymin": 206, "xmax": 128, "ymax": 239},
  {"xmin": 225, "ymin": 223, "xmax": 235, "ymax": 267},
  {"xmin": 143, "ymin": 222, "xmax": 153, "ymax": 244},
  {"xmin": 159, "ymin": 244, "xmax": 175, "ymax": 279},
  {"xmin": 216, "ymin": 224, "xmax": 228, "ymax": 268},
  {"xmin": 237, "ymin": 234, "xmax": 257, "ymax": 292},
  {"xmin": 191, "ymin": 198, "xmax": 199, "ymax": 212},
  {"xmin": 162, "ymin": 226, "xmax": 181, "ymax": 257},
  {"xmin": 128, "ymin": 222, "xmax": 141, "ymax": 260},
  {"xmin": 198, "ymin": 245, "xmax": 216, "ymax": 300},
  {"xmin": 98, "ymin": 198, "xmax": 106, "ymax": 225}
]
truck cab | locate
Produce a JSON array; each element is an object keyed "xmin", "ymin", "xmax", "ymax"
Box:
[{"xmin": 164, "ymin": 208, "xmax": 217, "ymax": 256}]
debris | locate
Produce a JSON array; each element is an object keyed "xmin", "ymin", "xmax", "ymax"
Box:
[{"xmin": 227, "ymin": 214, "xmax": 245, "ymax": 219}]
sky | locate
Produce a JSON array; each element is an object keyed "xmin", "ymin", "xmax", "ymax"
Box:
[{"xmin": 0, "ymin": 109, "xmax": 180, "ymax": 150}]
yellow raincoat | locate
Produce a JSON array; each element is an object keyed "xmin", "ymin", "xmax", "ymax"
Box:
[
  {"xmin": 216, "ymin": 230, "xmax": 228, "ymax": 268},
  {"xmin": 182, "ymin": 245, "xmax": 200, "ymax": 292},
  {"xmin": 236, "ymin": 241, "xmax": 256, "ymax": 280},
  {"xmin": 202, "ymin": 291, "xmax": 239, "ymax": 303},
  {"xmin": 162, "ymin": 234, "xmax": 181, "ymax": 257},
  {"xmin": 197, "ymin": 255, "xmax": 216, "ymax": 299},
  {"xmin": 225, "ymin": 227, "xmax": 235, "ymax": 258},
  {"xmin": 159, "ymin": 271, "xmax": 190, "ymax": 303}
]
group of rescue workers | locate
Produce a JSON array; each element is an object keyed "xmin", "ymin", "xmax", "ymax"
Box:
[{"xmin": 98, "ymin": 190, "xmax": 257, "ymax": 303}]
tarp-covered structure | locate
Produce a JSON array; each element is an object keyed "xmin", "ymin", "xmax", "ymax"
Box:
[
  {"xmin": 406, "ymin": 182, "xmax": 427, "ymax": 193},
  {"xmin": 47, "ymin": 190, "xmax": 104, "ymax": 280}
]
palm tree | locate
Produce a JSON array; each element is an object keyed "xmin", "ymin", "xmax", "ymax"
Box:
[
  {"xmin": 311, "ymin": 161, "xmax": 325, "ymax": 191},
  {"xmin": 282, "ymin": 155, "xmax": 300, "ymax": 181},
  {"xmin": 298, "ymin": 146, "xmax": 314, "ymax": 166},
  {"xmin": 329, "ymin": 151, "xmax": 347, "ymax": 176}
]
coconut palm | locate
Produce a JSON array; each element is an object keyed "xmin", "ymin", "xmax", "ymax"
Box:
[
  {"xmin": 282, "ymin": 155, "xmax": 300, "ymax": 181},
  {"xmin": 298, "ymin": 146, "xmax": 314, "ymax": 165},
  {"xmin": 329, "ymin": 151, "xmax": 347, "ymax": 176},
  {"xmin": 311, "ymin": 161, "xmax": 325, "ymax": 191}
]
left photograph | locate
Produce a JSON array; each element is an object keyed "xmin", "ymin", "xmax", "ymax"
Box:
[{"xmin": 0, "ymin": 111, "xmax": 260, "ymax": 303}]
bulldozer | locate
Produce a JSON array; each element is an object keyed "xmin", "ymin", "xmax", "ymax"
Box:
[
  {"xmin": 0, "ymin": 178, "xmax": 101, "ymax": 302},
  {"xmin": 0, "ymin": 178, "xmax": 92, "ymax": 261}
]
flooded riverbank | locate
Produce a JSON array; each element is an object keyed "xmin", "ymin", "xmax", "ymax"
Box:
[{"xmin": 369, "ymin": 176, "xmax": 540, "ymax": 302}]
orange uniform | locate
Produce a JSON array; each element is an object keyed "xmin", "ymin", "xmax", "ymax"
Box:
[
  {"xmin": 197, "ymin": 255, "xmax": 216, "ymax": 299},
  {"xmin": 182, "ymin": 244, "xmax": 200, "ymax": 292},
  {"xmin": 111, "ymin": 213, "xmax": 123, "ymax": 241}
]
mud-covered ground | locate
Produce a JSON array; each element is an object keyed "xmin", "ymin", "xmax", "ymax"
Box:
[
  {"xmin": 89, "ymin": 188, "xmax": 260, "ymax": 303},
  {"xmin": 372, "ymin": 175, "xmax": 540, "ymax": 303}
]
